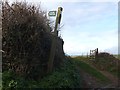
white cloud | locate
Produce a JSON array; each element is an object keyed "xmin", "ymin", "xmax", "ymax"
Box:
[{"xmin": 63, "ymin": 29, "xmax": 118, "ymax": 55}]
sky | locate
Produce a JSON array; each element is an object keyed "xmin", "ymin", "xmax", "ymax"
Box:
[{"xmin": 8, "ymin": 0, "xmax": 119, "ymax": 55}]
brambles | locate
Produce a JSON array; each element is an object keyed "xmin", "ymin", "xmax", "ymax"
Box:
[{"xmin": 2, "ymin": 1, "xmax": 65, "ymax": 80}]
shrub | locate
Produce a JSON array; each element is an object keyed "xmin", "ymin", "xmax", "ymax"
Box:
[{"xmin": 2, "ymin": 1, "xmax": 65, "ymax": 80}]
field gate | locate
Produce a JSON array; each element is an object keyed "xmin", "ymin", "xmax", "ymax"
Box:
[{"xmin": 90, "ymin": 48, "xmax": 98, "ymax": 60}]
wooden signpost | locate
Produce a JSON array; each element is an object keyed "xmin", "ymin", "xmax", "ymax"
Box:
[{"xmin": 47, "ymin": 7, "xmax": 63, "ymax": 73}]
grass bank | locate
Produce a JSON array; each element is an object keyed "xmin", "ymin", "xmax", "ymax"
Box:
[
  {"xmin": 72, "ymin": 57, "xmax": 110, "ymax": 83},
  {"xmin": 2, "ymin": 57, "xmax": 81, "ymax": 89}
]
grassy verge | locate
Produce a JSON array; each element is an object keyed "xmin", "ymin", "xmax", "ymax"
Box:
[
  {"xmin": 2, "ymin": 57, "xmax": 81, "ymax": 89},
  {"xmin": 38, "ymin": 58, "xmax": 81, "ymax": 88},
  {"xmin": 0, "ymin": 72, "xmax": 2, "ymax": 90},
  {"xmin": 74, "ymin": 55, "xmax": 120, "ymax": 79},
  {"xmin": 72, "ymin": 57, "xmax": 110, "ymax": 83}
]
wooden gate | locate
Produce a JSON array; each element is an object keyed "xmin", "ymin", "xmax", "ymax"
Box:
[{"xmin": 90, "ymin": 48, "xmax": 98, "ymax": 60}]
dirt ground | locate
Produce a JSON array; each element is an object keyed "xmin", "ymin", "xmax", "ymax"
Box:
[
  {"xmin": 78, "ymin": 67, "xmax": 106, "ymax": 88},
  {"xmin": 77, "ymin": 64, "xmax": 120, "ymax": 89}
]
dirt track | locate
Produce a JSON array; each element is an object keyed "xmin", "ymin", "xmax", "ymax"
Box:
[
  {"xmin": 77, "ymin": 67, "xmax": 106, "ymax": 88},
  {"xmin": 77, "ymin": 61, "xmax": 120, "ymax": 88},
  {"xmin": 99, "ymin": 70, "xmax": 120, "ymax": 88}
]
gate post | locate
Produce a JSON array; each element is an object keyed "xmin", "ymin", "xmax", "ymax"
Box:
[{"xmin": 95, "ymin": 48, "xmax": 98, "ymax": 60}]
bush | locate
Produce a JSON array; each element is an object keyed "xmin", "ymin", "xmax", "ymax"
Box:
[
  {"xmin": 2, "ymin": 1, "xmax": 65, "ymax": 80},
  {"xmin": 2, "ymin": 58, "xmax": 81, "ymax": 89}
]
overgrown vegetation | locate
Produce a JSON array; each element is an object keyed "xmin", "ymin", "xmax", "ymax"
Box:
[
  {"xmin": 1, "ymin": 1, "xmax": 82, "ymax": 89},
  {"xmin": 38, "ymin": 58, "xmax": 81, "ymax": 88},
  {"xmin": 2, "ymin": 1, "xmax": 65, "ymax": 80},
  {"xmin": 2, "ymin": 58, "xmax": 81, "ymax": 89}
]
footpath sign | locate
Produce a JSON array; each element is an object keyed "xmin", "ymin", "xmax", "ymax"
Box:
[
  {"xmin": 48, "ymin": 11, "xmax": 56, "ymax": 16},
  {"xmin": 47, "ymin": 7, "xmax": 63, "ymax": 73}
]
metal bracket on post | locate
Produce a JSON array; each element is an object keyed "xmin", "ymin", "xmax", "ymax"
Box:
[{"xmin": 47, "ymin": 7, "xmax": 63, "ymax": 73}]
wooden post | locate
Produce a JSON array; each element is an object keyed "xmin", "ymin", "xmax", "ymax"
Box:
[
  {"xmin": 95, "ymin": 48, "xmax": 98, "ymax": 60},
  {"xmin": 47, "ymin": 7, "xmax": 63, "ymax": 73},
  {"xmin": 96, "ymin": 48, "xmax": 98, "ymax": 55}
]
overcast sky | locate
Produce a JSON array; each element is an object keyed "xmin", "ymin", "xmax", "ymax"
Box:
[{"xmin": 8, "ymin": 0, "xmax": 119, "ymax": 55}]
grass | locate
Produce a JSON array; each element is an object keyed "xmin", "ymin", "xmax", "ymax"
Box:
[
  {"xmin": 72, "ymin": 57, "xmax": 110, "ymax": 83},
  {"xmin": 74, "ymin": 55, "xmax": 120, "ymax": 79},
  {"xmin": 0, "ymin": 72, "xmax": 2, "ymax": 90},
  {"xmin": 2, "ymin": 57, "xmax": 81, "ymax": 88},
  {"xmin": 38, "ymin": 58, "xmax": 81, "ymax": 88}
]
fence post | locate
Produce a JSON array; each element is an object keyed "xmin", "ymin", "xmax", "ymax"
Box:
[{"xmin": 95, "ymin": 48, "xmax": 98, "ymax": 60}]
